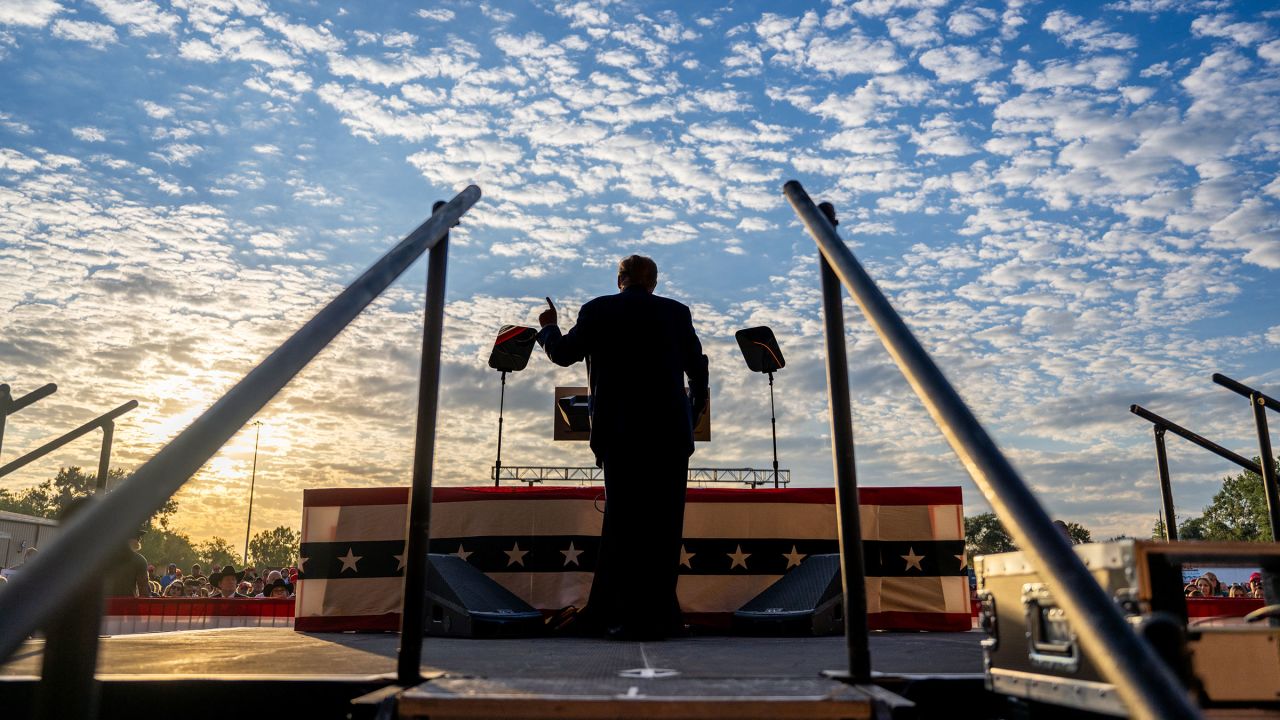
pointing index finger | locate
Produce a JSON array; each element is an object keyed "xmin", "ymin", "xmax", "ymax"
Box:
[{"xmin": 545, "ymin": 297, "xmax": 555, "ymax": 310}]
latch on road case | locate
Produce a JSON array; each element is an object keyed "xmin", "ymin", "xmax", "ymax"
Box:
[{"xmin": 1022, "ymin": 583, "xmax": 1080, "ymax": 673}]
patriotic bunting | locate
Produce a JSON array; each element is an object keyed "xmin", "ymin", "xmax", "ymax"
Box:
[{"xmin": 295, "ymin": 486, "xmax": 969, "ymax": 633}]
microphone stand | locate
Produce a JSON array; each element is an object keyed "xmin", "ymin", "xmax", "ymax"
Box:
[
  {"xmin": 494, "ymin": 371, "xmax": 506, "ymax": 487},
  {"xmin": 769, "ymin": 371, "xmax": 779, "ymax": 488}
]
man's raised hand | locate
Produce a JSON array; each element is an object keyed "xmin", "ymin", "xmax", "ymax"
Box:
[{"xmin": 539, "ymin": 297, "xmax": 558, "ymax": 328}]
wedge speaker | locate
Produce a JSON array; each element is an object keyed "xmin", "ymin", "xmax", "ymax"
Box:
[
  {"xmin": 732, "ymin": 554, "xmax": 844, "ymax": 636},
  {"xmin": 425, "ymin": 554, "xmax": 544, "ymax": 638}
]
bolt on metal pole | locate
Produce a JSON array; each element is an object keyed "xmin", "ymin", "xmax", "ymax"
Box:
[
  {"xmin": 494, "ymin": 371, "xmax": 506, "ymax": 487},
  {"xmin": 1154, "ymin": 427, "xmax": 1177, "ymax": 541},
  {"xmin": 785, "ymin": 180, "xmax": 1199, "ymax": 720},
  {"xmin": 768, "ymin": 371, "xmax": 780, "ymax": 489},
  {"xmin": 815, "ymin": 202, "xmax": 872, "ymax": 683},
  {"xmin": 95, "ymin": 421, "xmax": 115, "ymax": 493},
  {"xmin": 244, "ymin": 421, "xmax": 262, "ymax": 565},
  {"xmin": 398, "ymin": 200, "xmax": 451, "ymax": 685},
  {"xmin": 1250, "ymin": 393, "xmax": 1280, "ymax": 542}
]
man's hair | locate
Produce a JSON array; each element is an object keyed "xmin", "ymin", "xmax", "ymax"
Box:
[{"xmin": 617, "ymin": 255, "xmax": 658, "ymax": 290}]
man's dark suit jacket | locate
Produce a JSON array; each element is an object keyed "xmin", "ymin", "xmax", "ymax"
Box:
[{"xmin": 538, "ymin": 286, "xmax": 709, "ymax": 464}]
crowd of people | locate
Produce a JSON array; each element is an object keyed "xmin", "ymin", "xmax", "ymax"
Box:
[
  {"xmin": 143, "ymin": 562, "xmax": 297, "ymax": 599},
  {"xmin": 106, "ymin": 528, "xmax": 297, "ymax": 599},
  {"xmin": 1184, "ymin": 571, "xmax": 1266, "ymax": 598}
]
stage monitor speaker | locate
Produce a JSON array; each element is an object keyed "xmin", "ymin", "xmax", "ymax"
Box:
[
  {"xmin": 488, "ymin": 325, "xmax": 537, "ymax": 372},
  {"xmin": 731, "ymin": 554, "xmax": 843, "ymax": 636},
  {"xmin": 425, "ymin": 554, "xmax": 544, "ymax": 638},
  {"xmin": 735, "ymin": 326, "xmax": 785, "ymax": 373}
]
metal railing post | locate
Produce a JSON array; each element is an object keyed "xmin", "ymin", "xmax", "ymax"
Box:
[
  {"xmin": 785, "ymin": 180, "xmax": 1199, "ymax": 720},
  {"xmin": 95, "ymin": 420, "xmax": 115, "ymax": 492},
  {"xmin": 494, "ymin": 371, "xmax": 506, "ymax": 487},
  {"xmin": 0, "ymin": 185, "xmax": 481, "ymax": 667},
  {"xmin": 397, "ymin": 200, "xmax": 451, "ymax": 685},
  {"xmin": 1154, "ymin": 427, "xmax": 1177, "ymax": 541},
  {"xmin": 1211, "ymin": 374, "xmax": 1280, "ymax": 540},
  {"xmin": 1251, "ymin": 393, "xmax": 1280, "ymax": 540},
  {"xmin": 815, "ymin": 201, "xmax": 872, "ymax": 682},
  {"xmin": 34, "ymin": 578, "xmax": 103, "ymax": 720}
]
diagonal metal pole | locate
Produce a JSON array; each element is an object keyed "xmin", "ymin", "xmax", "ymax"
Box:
[
  {"xmin": 397, "ymin": 200, "xmax": 451, "ymax": 685},
  {"xmin": 1130, "ymin": 405, "xmax": 1261, "ymax": 474},
  {"xmin": 785, "ymin": 180, "xmax": 1199, "ymax": 720}
]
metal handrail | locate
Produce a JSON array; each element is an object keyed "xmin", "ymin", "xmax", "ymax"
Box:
[
  {"xmin": 1130, "ymin": 405, "xmax": 1262, "ymax": 474},
  {"xmin": 0, "ymin": 400, "xmax": 138, "ymax": 480},
  {"xmin": 0, "ymin": 185, "xmax": 481, "ymax": 666},
  {"xmin": 784, "ymin": 180, "xmax": 1199, "ymax": 720},
  {"xmin": 0, "ymin": 383, "xmax": 57, "ymax": 458}
]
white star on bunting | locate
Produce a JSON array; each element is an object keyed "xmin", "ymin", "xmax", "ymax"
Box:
[
  {"xmin": 728, "ymin": 544, "xmax": 751, "ymax": 570},
  {"xmin": 338, "ymin": 548, "xmax": 362, "ymax": 574},
  {"xmin": 504, "ymin": 542, "xmax": 528, "ymax": 567},
  {"xmin": 901, "ymin": 547, "xmax": 924, "ymax": 572},
  {"xmin": 454, "ymin": 544, "xmax": 472, "ymax": 562},
  {"xmin": 394, "ymin": 553, "xmax": 406, "ymax": 571},
  {"xmin": 561, "ymin": 542, "xmax": 583, "ymax": 566},
  {"xmin": 297, "ymin": 556, "xmax": 308, "ymax": 573},
  {"xmin": 679, "ymin": 544, "xmax": 695, "ymax": 569},
  {"xmin": 783, "ymin": 545, "xmax": 806, "ymax": 569},
  {"xmin": 955, "ymin": 553, "xmax": 967, "ymax": 570}
]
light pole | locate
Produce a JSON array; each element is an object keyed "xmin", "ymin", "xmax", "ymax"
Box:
[{"xmin": 243, "ymin": 421, "xmax": 262, "ymax": 567}]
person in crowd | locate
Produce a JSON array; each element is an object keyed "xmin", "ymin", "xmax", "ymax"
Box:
[
  {"xmin": 262, "ymin": 578, "xmax": 291, "ymax": 598},
  {"xmin": 1184, "ymin": 583, "xmax": 1201, "ymax": 597},
  {"xmin": 251, "ymin": 577, "xmax": 265, "ymax": 596},
  {"xmin": 1228, "ymin": 583, "xmax": 1248, "ymax": 598},
  {"xmin": 1201, "ymin": 572, "xmax": 1223, "ymax": 597},
  {"xmin": 1250, "ymin": 572, "xmax": 1265, "ymax": 599},
  {"xmin": 237, "ymin": 580, "xmax": 255, "ymax": 596},
  {"xmin": 209, "ymin": 565, "xmax": 249, "ymax": 598},
  {"xmin": 190, "ymin": 563, "xmax": 204, "ymax": 584},
  {"xmin": 183, "ymin": 578, "xmax": 201, "ymax": 597},
  {"xmin": 1193, "ymin": 576, "xmax": 1215, "ymax": 597},
  {"xmin": 105, "ymin": 529, "xmax": 150, "ymax": 597},
  {"xmin": 162, "ymin": 580, "xmax": 185, "ymax": 598},
  {"xmin": 160, "ymin": 563, "xmax": 178, "ymax": 588}
]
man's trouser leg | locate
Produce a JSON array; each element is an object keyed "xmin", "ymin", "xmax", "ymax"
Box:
[{"xmin": 600, "ymin": 452, "xmax": 688, "ymax": 635}]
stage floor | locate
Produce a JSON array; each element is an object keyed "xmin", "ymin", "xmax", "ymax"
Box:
[{"xmin": 0, "ymin": 628, "xmax": 984, "ymax": 679}]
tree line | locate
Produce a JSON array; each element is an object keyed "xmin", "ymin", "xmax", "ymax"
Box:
[
  {"xmin": 964, "ymin": 456, "xmax": 1280, "ymax": 556},
  {"xmin": 0, "ymin": 466, "xmax": 300, "ymax": 568}
]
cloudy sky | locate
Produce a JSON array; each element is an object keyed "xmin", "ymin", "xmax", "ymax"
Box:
[{"xmin": 1, "ymin": 0, "xmax": 1278, "ymax": 544}]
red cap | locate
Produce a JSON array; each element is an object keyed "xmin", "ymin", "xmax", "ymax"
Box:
[{"xmin": 1250, "ymin": 572, "xmax": 1262, "ymax": 582}]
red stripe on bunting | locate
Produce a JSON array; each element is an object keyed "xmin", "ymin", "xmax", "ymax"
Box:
[
  {"xmin": 305, "ymin": 487, "xmax": 409, "ymax": 507},
  {"xmin": 104, "ymin": 598, "xmax": 295, "ymax": 617}
]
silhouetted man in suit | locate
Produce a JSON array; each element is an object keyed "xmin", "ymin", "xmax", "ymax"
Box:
[{"xmin": 539, "ymin": 254, "xmax": 709, "ymax": 639}]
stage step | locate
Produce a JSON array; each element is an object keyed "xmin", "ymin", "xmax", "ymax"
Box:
[{"xmin": 397, "ymin": 676, "xmax": 908, "ymax": 719}]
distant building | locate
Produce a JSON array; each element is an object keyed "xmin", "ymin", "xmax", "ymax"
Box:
[{"xmin": 0, "ymin": 510, "xmax": 58, "ymax": 570}]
